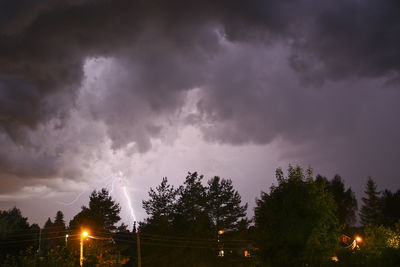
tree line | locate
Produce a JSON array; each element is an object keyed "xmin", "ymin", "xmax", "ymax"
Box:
[{"xmin": 0, "ymin": 165, "xmax": 400, "ymax": 266}]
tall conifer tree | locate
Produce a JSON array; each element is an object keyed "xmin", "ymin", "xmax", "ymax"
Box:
[{"xmin": 360, "ymin": 177, "xmax": 382, "ymax": 226}]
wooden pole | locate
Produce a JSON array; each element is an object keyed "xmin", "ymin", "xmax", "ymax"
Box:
[
  {"xmin": 38, "ymin": 228, "xmax": 42, "ymax": 254},
  {"xmin": 136, "ymin": 229, "xmax": 142, "ymax": 267}
]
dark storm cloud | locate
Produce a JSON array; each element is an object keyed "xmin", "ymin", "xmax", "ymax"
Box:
[
  {"xmin": 195, "ymin": 43, "xmax": 360, "ymax": 145},
  {"xmin": 0, "ymin": 0, "xmax": 399, "ymax": 190},
  {"xmin": 1, "ymin": 0, "xmax": 399, "ymax": 130},
  {"xmin": 290, "ymin": 0, "xmax": 400, "ymax": 80}
]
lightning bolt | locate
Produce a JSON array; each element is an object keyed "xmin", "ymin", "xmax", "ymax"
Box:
[
  {"xmin": 56, "ymin": 190, "xmax": 87, "ymax": 206},
  {"xmin": 109, "ymin": 177, "xmax": 117, "ymax": 194},
  {"xmin": 57, "ymin": 175, "xmax": 114, "ymax": 206},
  {"xmin": 57, "ymin": 171, "xmax": 137, "ymax": 225},
  {"xmin": 123, "ymin": 185, "xmax": 136, "ymax": 223}
]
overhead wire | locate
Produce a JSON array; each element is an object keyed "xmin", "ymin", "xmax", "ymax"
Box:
[{"xmin": 0, "ymin": 225, "xmax": 252, "ymax": 250}]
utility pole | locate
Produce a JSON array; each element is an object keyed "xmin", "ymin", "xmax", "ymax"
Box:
[
  {"xmin": 135, "ymin": 222, "xmax": 142, "ymax": 267},
  {"xmin": 38, "ymin": 228, "xmax": 42, "ymax": 255}
]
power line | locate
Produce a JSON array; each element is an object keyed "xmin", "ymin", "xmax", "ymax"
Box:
[{"xmin": 0, "ymin": 234, "xmax": 81, "ymax": 245}]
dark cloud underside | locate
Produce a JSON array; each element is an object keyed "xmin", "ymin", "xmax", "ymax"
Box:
[{"xmin": 0, "ymin": 0, "xmax": 399, "ymax": 197}]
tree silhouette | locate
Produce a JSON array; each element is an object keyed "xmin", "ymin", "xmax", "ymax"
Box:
[
  {"xmin": 141, "ymin": 172, "xmax": 249, "ymax": 266},
  {"xmin": 206, "ymin": 176, "xmax": 247, "ymax": 232},
  {"xmin": 0, "ymin": 207, "xmax": 36, "ymax": 261},
  {"xmin": 142, "ymin": 177, "xmax": 177, "ymax": 224},
  {"xmin": 315, "ymin": 174, "xmax": 358, "ymax": 228},
  {"xmin": 381, "ymin": 189, "xmax": 400, "ymax": 227},
  {"xmin": 48, "ymin": 211, "xmax": 66, "ymax": 249},
  {"xmin": 360, "ymin": 177, "xmax": 382, "ymax": 226},
  {"xmin": 41, "ymin": 217, "xmax": 53, "ymax": 253},
  {"xmin": 254, "ymin": 165, "xmax": 340, "ymax": 266},
  {"xmin": 69, "ymin": 188, "xmax": 121, "ymax": 232}
]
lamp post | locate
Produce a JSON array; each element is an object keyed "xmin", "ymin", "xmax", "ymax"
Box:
[
  {"xmin": 65, "ymin": 234, "xmax": 69, "ymax": 246},
  {"xmin": 80, "ymin": 231, "xmax": 89, "ymax": 267}
]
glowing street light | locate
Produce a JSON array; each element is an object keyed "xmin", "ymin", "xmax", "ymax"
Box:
[
  {"xmin": 65, "ymin": 234, "xmax": 69, "ymax": 246},
  {"xmin": 351, "ymin": 235, "xmax": 362, "ymax": 250},
  {"xmin": 217, "ymin": 229, "xmax": 225, "ymax": 257},
  {"xmin": 80, "ymin": 231, "xmax": 89, "ymax": 267}
]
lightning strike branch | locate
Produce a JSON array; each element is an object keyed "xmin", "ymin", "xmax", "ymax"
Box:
[
  {"xmin": 123, "ymin": 186, "xmax": 136, "ymax": 223},
  {"xmin": 57, "ymin": 190, "xmax": 87, "ymax": 206}
]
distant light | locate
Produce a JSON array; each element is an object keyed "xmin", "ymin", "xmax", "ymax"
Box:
[
  {"xmin": 82, "ymin": 231, "xmax": 88, "ymax": 237},
  {"xmin": 331, "ymin": 256, "xmax": 338, "ymax": 262},
  {"xmin": 66, "ymin": 234, "xmax": 69, "ymax": 238},
  {"xmin": 218, "ymin": 230, "xmax": 225, "ymax": 235},
  {"xmin": 356, "ymin": 236, "xmax": 362, "ymax": 242}
]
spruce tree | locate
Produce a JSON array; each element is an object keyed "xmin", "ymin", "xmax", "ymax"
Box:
[
  {"xmin": 42, "ymin": 217, "xmax": 53, "ymax": 253},
  {"xmin": 359, "ymin": 177, "xmax": 382, "ymax": 226},
  {"xmin": 49, "ymin": 211, "xmax": 66, "ymax": 248}
]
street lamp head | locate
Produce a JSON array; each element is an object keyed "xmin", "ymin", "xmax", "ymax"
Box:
[
  {"xmin": 355, "ymin": 236, "xmax": 362, "ymax": 242},
  {"xmin": 82, "ymin": 231, "xmax": 88, "ymax": 237},
  {"xmin": 66, "ymin": 234, "xmax": 69, "ymax": 238}
]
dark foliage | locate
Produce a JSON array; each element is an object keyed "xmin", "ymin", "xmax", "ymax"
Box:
[
  {"xmin": 0, "ymin": 207, "xmax": 39, "ymax": 262},
  {"xmin": 206, "ymin": 176, "xmax": 248, "ymax": 232},
  {"xmin": 2, "ymin": 168, "xmax": 400, "ymax": 266},
  {"xmin": 315, "ymin": 174, "xmax": 358, "ymax": 229},
  {"xmin": 2, "ymin": 246, "xmax": 78, "ymax": 267},
  {"xmin": 254, "ymin": 165, "xmax": 340, "ymax": 266},
  {"xmin": 360, "ymin": 177, "xmax": 382, "ymax": 226},
  {"xmin": 381, "ymin": 190, "xmax": 400, "ymax": 227},
  {"xmin": 69, "ymin": 188, "xmax": 121, "ymax": 233},
  {"xmin": 140, "ymin": 172, "xmax": 250, "ymax": 267}
]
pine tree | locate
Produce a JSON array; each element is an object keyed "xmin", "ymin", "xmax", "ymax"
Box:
[
  {"xmin": 141, "ymin": 172, "xmax": 250, "ymax": 266},
  {"xmin": 54, "ymin": 211, "xmax": 66, "ymax": 228},
  {"xmin": 142, "ymin": 177, "xmax": 177, "ymax": 222},
  {"xmin": 206, "ymin": 176, "xmax": 247, "ymax": 232},
  {"xmin": 42, "ymin": 217, "xmax": 53, "ymax": 253},
  {"xmin": 360, "ymin": 177, "xmax": 382, "ymax": 226},
  {"xmin": 174, "ymin": 172, "xmax": 210, "ymax": 233},
  {"xmin": 49, "ymin": 211, "xmax": 66, "ymax": 249},
  {"xmin": 69, "ymin": 188, "xmax": 121, "ymax": 232},
  {"xmin": 68, "ymin": 189, "xmax": 122, "ymax": 266}
]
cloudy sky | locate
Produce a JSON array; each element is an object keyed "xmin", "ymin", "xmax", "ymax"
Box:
[{"xmin": 1, "ymin": 0, "xmax": 399, "ymax": 226}]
